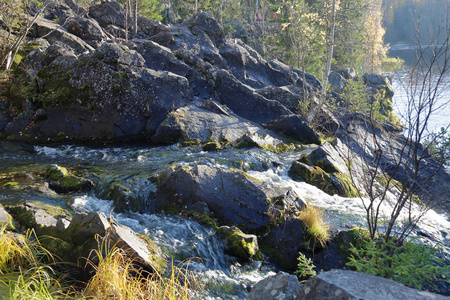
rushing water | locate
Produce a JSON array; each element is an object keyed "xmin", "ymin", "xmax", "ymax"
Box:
[{"xmin": 1, "ymin": 143, "xmax": 450, "ymax": 298}]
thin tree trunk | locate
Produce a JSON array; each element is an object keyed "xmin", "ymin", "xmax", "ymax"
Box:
[
  {"xmin": 125, "ymin": 0, "xmax": 129, "ymax": 41},
  {"xmin": 307, "ymin": 0, "xmax": 337, "ymax": 123},
  {"xmin": 132, "ymin": 0, "xmax": 138, "ymax": 38}
]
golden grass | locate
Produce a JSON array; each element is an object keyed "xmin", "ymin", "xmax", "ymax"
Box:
[
  {"xmin": 81, "ymin": 233, "xmax": 201, "ymax": 300},
  {"xmin": 0, "ymin": 226, "xmax": 201, "ymax": 300},
  {"xmin": 297, "ymin": 205, "xmax": 330, "ymax": 249}
]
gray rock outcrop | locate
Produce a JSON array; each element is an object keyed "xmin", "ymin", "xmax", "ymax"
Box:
[{"xmin": 296, "ymin": 269, "xmax": 448, "ymax": 300}]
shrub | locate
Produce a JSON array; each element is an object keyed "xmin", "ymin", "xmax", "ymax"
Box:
[
  {"xmin": 347, "ymin": 237, "xmax": 450, "ymax": 292},
  {"xmin": 295, "ymin": 252, "xmax": 316, "ymax": 281}
]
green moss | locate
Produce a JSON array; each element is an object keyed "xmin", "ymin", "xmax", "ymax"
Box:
[
  {"xmin": 289, "ymin": 162, "xmax": 338, "ymax": 196},
  {"xmin": 203, "ymin": 141, "xmax": 221, "ymax": 151},
  {"xmin": 333, "ymin": 172, "xmax": 359, "ymax": 198},
  {"xmin": 182, "ymin": 138, "xmax": 201, "ymax": 146},
  {"xmin": 137, "ymin": 233, "xmax": 167, "ymax": 273},
  {"xmin": 229, "ymin": 168, "xmax": 263, "ymax": 185},
  {"xmin": 262, "ymin": 143, "xmax": 295, "ymax": 153},
  {"xmin": 218, "ymin": 226, "xmax": 259, "ymax": 261},
  {"xmin": 375, "ymin": 175, "xmax": 423, "ymax": 205}
]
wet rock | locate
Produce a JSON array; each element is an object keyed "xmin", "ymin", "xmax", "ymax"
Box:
[
  {"xmin": 248, "ymin": 271, "xmax": 302, "ymax": 300},
  {"xmin": 110, "ymin": 222, "xmax": 166, "ymax": 273},
  {"xmin": 289, "ymin": 161, "xmax": 339, "ymax": 196},
  {"xmin": 296, "ymin": 269, "xmax": 447, "ymax": 300},
  {"xmin": 156, "ymin": 164, "xmax": 271, "ymax": 232},
  {"xmin": 67, "ymin": 212, "xmax": 165, "ymax": 273},
  {"xmin": 100, "ymin": 182, "xmax": 144, "ymax": 213},
  {"xmin": 217, "ymin": 226, "xmax": 259, "ymax": 261},
  {"xmin": 45, "ymin": 164, "xmax": 94, "ymax": 193},
  {"xmin": 259, "ymin": 218, "xmax": 306, "ymax": 271}
]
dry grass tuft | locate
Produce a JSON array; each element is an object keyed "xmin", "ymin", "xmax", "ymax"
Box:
[
  {"xmin": 297, "ymin": 205, "xmax": 330, "ymax": 249},
  {"xmin": 81, "ymin": 233, "xmax": 201, "ymax": 299}
]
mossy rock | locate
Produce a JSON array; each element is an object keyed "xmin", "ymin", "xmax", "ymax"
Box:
[
  {"xmin": 0, "ymin": 204, "xmax": 15, "ymax": 230},
  {"xmin": 289, "ymin": 161, "xmax": 339, "ymax": 196},
  {"xmin": 45, "ymin": 164, "xmax": 94, "ymax": 194},
  {"xmin": 101, "ymin": 182, "xmax": 140, "ymax": 213},
  {"xmin": 331, "ymin": 172, "xmax": 359, "ymax": 198},
  {"xmin": 203, "ymin": 141, "xmax": 221, "ymax": 151},
  {"xmin": 137, "ymin": 233, "xmax": 167, "ymax": 273},
  {"xmin": 217, "ymin": 226, "xmax": 260, "ymax": 261}
]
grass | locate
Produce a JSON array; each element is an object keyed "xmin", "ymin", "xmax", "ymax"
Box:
[
  {"xmin": 0, "ymin": 226, "xmax": 201, "ymax": 299},
  {"xmin": 297, "ymin": 205, "xmax": 330, "ymax": 250}
]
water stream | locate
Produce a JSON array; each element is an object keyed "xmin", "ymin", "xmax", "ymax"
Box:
[{"xmin": 1, "ymin": 143, "xmax": 449, "ymax": 298}]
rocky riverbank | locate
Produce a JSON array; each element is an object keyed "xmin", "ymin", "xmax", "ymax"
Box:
[{"xmin": 1, "ymin": 0, "xmax": 450, "ymax": 298}]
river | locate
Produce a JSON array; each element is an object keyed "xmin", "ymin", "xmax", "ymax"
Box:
[
  {"xmin": 388, "ymin": 44, "xmax": 450, "ymax": 134},
  {"xmin": 1, "ymin": 143, "xmax": 449, "ymax": 298}
]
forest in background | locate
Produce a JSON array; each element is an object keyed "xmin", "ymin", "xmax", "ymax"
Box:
[{"xmin": 383, "ymin": 0, "xmax": 450, "ymax": 45}]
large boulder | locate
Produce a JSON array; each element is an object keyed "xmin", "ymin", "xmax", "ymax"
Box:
[
  {"xmin": 67, "ymin": 212, "xmax": 166, "ymax": 273},
  {"xmin": 156, "ymin": 164, "xmax": 303, "ymax": 232},
  {"xmin": 65, "ymin": 17, "xmax": 107, "ymax": 48},
  {"xmin": 153, "ymin": 103, "xmax": 289, "ymax": 150},
  {"xmin": 259, "ymin": 218, "xmax": 306, "ymax": 271},
  {"xmin": 296, "ymin": 269, "xmax": 447, "ymax": 300},
  {"xmin": 156, "ymin": 164, "xmax": 271, "ymax": 232}
]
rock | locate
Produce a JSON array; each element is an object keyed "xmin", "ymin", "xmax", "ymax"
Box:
[
  {"xmin": 95, "ymin": 42, "xmax": 145, "ymax": 67},
  {"xmin": 7, "ymin": 202, "xmax": 60, "ymax": 230},
  {"xmin": 214, "ymin": 70, "xmax": 293, "ymax": 124},
  {"xmin": 295, "ymin": 269, "xmax": 448, "ymax": 300},
  {"xmin": 41, "ymin": 0, "xmax": 88, "ymax": 23},
  {"xmin": 362, "ymin": 73, "xmax": 394, "ymax": 98},
  {"xmin": 217, "ymin": 226, "xmax": 259, "ymax": 261},
  {"xmin": 153, "ymin": 104, "xmax": 288, "ymax": 150},
  {"xmin": 66, "ymin": 211, "xmax": 165, "ymax": 273},
  {"xmin": 203, "ymin": 141, "xmax": 222, "ymax": 151},
  {"xmin": 65, "ymin": 17, "xmax": 106, "ymax": 48},
  {"xmin": 100, "ymin": 182, "xmax": 146, "ymax": 213},
  {"xmin": 248, "ymin": 271, "xmax": 302, "ymax": 300},
  {"xmin": 88, "ymin": 1, "xmax": 128, "ymax": 28},
  {"xmin": 288, "ymin": 161, "xmax": 339, "ymax": 196},
  {"xmin": 256, "ymin": 85, "xmax": 303, "ymax": 112},
  {"xmin": 31, "ymin": 17, "xmax": 94, "ymax": 53},
  {"xmin": 265, "ymin": 114, "xmax": 321, "ymax": 144},
  {"xmin": 259, "ymin": 218, "xmax": 306, "ymax": 271},
  {"xmin": 337, "ymin": 67, "xmax": 356, "ymax": 80},
  {"xmin": 0, "ymin": 205, "xmax": 14, "ymax": 229},
  {"xmin": 328, "ymin": 72, "xmax": 348, "ymax": 94},
  {"xmin": 45, "ymin": 164, "xmax": 94, "ymax": 193},
  {"xmin": 67, "ymin": 211, "xmax": 110, "ymax": 245},
  {"xmin": 135, "ymin": 39, "xmax": 190, "ymax": 76},
  {"xmin": 110, "ymin": 222, "xmax": 166, "ymax": 273},
  {"xmin": 337, "ymin": 112, "xmax": 450, "ymax": 212},
  {"xmin": 262, "ymin": 187, "xmax": 306, "ymax": 210},
  {"xmin": 156, "ymin": 164, "xmax": 271, "ymax": 232}
]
